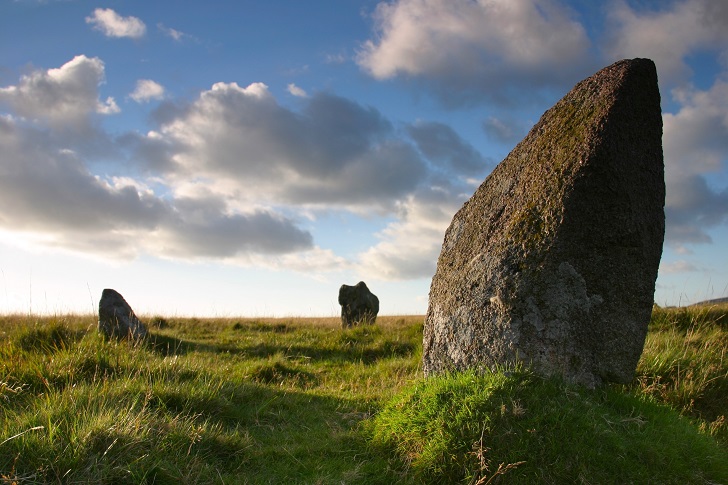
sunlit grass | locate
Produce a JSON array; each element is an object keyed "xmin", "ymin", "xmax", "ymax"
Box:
[{"xmin": 631, "ymin": 303, "xmax": 728, "ymax": 443}]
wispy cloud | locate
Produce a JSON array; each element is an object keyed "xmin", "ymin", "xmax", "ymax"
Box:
[
  {"xmin": 157, "ymin": 23, "xmax": 196, "ymax": 43},
  {"xmin": 287, "ymin": 83, "xmax": 308, "ymax": 98},
  {"xmin": 325, "ymin": 53, "xmax": 348, "ymax": 64},
  {"xmin": 660, "ymin": 260, "xmax": 703, "ymax": 274}
]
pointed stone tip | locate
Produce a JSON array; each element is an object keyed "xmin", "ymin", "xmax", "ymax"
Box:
[{"xmin": 591, "ymin": 58, "xmax": 659, "ymax": 92}]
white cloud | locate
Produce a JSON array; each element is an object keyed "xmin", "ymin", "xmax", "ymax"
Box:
[
  {"xmin": 287, "ymin": 83, "xmax": 308, "ymax": 98},
  {"xmin": 124, "ymin": 80, "xmax": 494, "ymax": 276},
  {"xmin": 152, "ymin": 203, "xmax": 313, "ymax": 259},
  {"xmin": 358, "ymin": 0, "xmax": 592, "ymax": 105},
  {"xmin": 664, "ymin": 81, "xmax": 728, "ymax": 175},
  {"xmin": 605, "ymin": 0, "xmax": 728, "ymax": 85},
  {"xmin": 357, "ymin": 184, "xmax": 470, "ymax": 280},
  {"xmin": 664, "ymin": 175, "xmax": 728, "ymax": 244},
  {"xmin": 597, "ymin": 0, "xmax": 728, "ymax": 249},
  {"xmin": 130, "ymin": 79, "xmax": 165, "ymax": 103},
  {"xmin": 0, "ymin": 55, "xmax": 119, "ymax": 131},
  {"xmin": 86, "ymin": 8, "xmax": 146, "ymax": 39},
  {"xmin": 97, "ymin": 97, "xmax": 120, "ymax": 114}
]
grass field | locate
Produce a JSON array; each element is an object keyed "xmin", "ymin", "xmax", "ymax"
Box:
[{"xmin": 0, "ymin": 306, "xmax": 726, "ymax": 484}]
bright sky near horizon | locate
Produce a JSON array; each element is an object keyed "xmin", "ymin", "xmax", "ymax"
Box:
[{"xmin": 1, "ymin": 0, "xmax": 727, "ymax": 317}]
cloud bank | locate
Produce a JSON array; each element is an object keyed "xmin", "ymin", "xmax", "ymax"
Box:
[
  {"xmin": 0, "ymin": 55, "xmax": 489, "ymax": 277},
  {"xmin": 1, "ymin": 0, "xmax": 727, "ymax": 285}
]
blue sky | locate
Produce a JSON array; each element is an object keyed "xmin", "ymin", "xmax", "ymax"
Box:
[{"xmin": 1, "ymin": 0, "xmax": 727, "ymax": 317}]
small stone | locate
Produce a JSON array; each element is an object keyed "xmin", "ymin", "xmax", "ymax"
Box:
[
  {"xmin": 338, "ymin": 281, "xmax": 380, "ymax": 328},
  {"xmin": 98, "ymin": 288, "xmax": 148, "ymax": 340}
]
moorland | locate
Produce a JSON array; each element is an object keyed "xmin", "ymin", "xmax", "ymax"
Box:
[{"xmin": 1, "ymin": 305, "xmax": 726, "ymax": 483}]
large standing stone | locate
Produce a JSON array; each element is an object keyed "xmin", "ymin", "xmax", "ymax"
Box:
[
  {"xmin": 98, "ymin": 289, "xmax": 148, "ymax": 340},
  {"xmin": 423, "ymin": 59, "xmax": 665, "ymax": 387},
  {"xmin": 338, "ymin": 281, "xmax": 380, "ymax": 328}
]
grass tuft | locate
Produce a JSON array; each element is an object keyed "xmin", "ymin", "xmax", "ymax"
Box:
[
  {"xmin": 15, "ymin": 321, "xmax": 84, "ymax": 353},
  {"xmin": 367, "ymin": 369, "xmax": 728, "ymax": 484},
  {"xmin": 249, "ymin": 354, "xmax": 319, "ymax": 388},
  {"xmin": 631, "ymin": 303, "xmax": 728, "ymax": 443}
]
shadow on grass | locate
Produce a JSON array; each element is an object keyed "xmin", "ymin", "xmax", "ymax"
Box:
[
  {"xmin": 145, "ymin": 332, "xmax": 417, "ymax": 364},
  {"xmin": 2, "ymin": 376, "xmax": 409, "ymax": 484},
  {"xmin": 248, "ymin": 360, "xmax": 319, "ymax": 387},
  {"xmin": 136, "ymin": 382, "xmax": 407, "ymax": 483},
  {"xmin": 15, "ymin": 324, "xmax": 87, "ymax": 353},
  {"xmin": 232, "ymin": 321, "xmax": 292, "ymax": 333},
  {"xmin": 144, "ymin": 332, "xmax": 239, "ymax": 356},
  {"xmin": 239, "ymin": 341, "xmax": 417, "ymax": 364}
]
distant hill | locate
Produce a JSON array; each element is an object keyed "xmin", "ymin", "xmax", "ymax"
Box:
[{"xmin": 692, "ymin": 297, "xmax": 728, "ymax": 306}]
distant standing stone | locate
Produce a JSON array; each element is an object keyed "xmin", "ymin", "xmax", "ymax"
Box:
[
  {"xmin": 423, "ymin": 59, "xmax": 665, "ymax": 387},
  {"xmin": 98, "ymin": 288, "xmax": 148, "ymax": 340},
  {"xmin": 338, "ymin": 281, "xmax": 380, "ymax": 328}
]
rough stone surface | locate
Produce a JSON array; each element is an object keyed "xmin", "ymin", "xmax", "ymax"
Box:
[
  {"xmin": 423, "ymin": 59, "xmax": 665, "ymax": 387},
  {"xmin": 338, "ymin": 281, "xmax": 380, "ymax": 328},
  {"xmin": 98, "ymin": 288, "xmax": 148, "ymax": 340}
]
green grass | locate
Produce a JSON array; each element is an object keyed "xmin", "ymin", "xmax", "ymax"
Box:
[
  {"xmin": 0, "ymin": 306, "xmax": 726, "ymax": 484},
  {"xmin": 367, "ymin": 369, "xmax": 726, "ymax": 484},
  {"xmin": 0, "ymin": 315, "xmax": 422, "ymax": 483},
  {"xmin": 632, "ymin": 304, "xmax": 728, "ymax": 444}
]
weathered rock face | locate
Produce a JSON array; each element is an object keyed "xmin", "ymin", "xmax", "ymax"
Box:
[
  {"xmin": 338, "ymin": 281, "xmax": 380, "ymax": 328},
  {"xmin": 98, "ymin": 289, "xmax": 148, "ymax": 340},
  {"xmin": 423, "ymin": 59, "xmax": 665, "ymax": 387}
]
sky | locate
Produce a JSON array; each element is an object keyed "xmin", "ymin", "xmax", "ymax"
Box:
[{"xmin": 1, "ymin": 0, "xmax": 727, "ymax": 317}]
